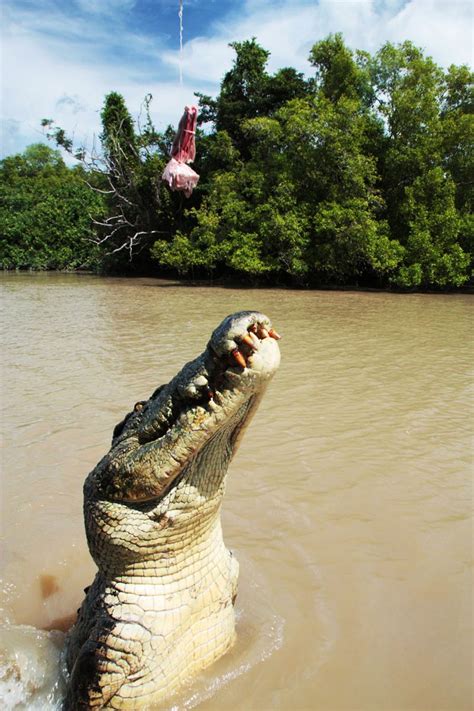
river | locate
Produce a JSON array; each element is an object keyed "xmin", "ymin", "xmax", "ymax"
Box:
[{"xmin": 0, "ymin": 272, "xmax": 472, "ymax": 710}]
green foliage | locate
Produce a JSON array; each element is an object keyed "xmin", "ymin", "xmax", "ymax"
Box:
[
  {"xmin": 151, "ymin": 232, "xmax": 205, "ymax": 275},
  {"xmin": 440, "ymin": 64, "xmax": 474, "ymax": 216},
  {"xmin": 0, "ymin": 144, "xmax": 104, "ymax": 270},
  {"xmin": 392, "ymin": 167, "xmax": 469, "ymax": 287},
  {"xmin": 151, "ymin": 36, "xmax": 472, "ymax": 288},
  {"xmin": 309, "ymin": 33, "xmax": 373, "ymax": 105},
  {"xmin": 2, "ymin": 36, "xmax": 472, "ymax": 289},
  {"xmin": 197, "ymin": 38, "xmax": 311, "ymax": 157},
  {"xmin": 100, "ymin": 92, "xmax": 137, "ymax": 160}
]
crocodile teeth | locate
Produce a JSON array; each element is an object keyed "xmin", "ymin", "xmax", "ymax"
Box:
[
  {"xmin": 240, "ymin": 334, "xmax": 257, "ymax": 349},
  {"xmin": 231, "ymin": 348, "xmax": 246, "ymax": 368},
  {"xmin": 179, "ymin": 383, "xmax": 198, "ymax": 398},
  {"xmin": 268, "ymin": 328, "xmax": 281, "ymax": 340},
  {"xmin": 248, "ymin": 331, "xmax": 260, "ymax": 349},
  {"xmin": 210, "ymin": 390, "xmax": 222, "ymax": 406},
  {"xmin": 207, "ymin": 398, "xmax": 219, "ymax": 412}
]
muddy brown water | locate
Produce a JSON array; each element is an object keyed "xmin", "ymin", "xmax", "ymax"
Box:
[{"xmin": 0, "ymin": 272, "xmax": 472, "ymax": 710}]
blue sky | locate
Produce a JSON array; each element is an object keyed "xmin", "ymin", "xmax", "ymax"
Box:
[{"xmin": 1, "ymin": 0, "xmax": 473, "ymax": 159}]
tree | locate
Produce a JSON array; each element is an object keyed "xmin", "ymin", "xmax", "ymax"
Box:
[
  {"xmin": 393, "ymin": 167, "xmax": 469, "ymax": 288},
  {"xmin": 369, "ymin": 42, "xmax": 472, "ymax": 286},
  {"xmin": 277, "ymin": 93, "xmax": 401, "ymax": 284},
  {"xmin": 309, "ymin": 33, "xmax": 373, "ymax": 106},
  {"xmin": 100, "ymin": 91, "xmax": 138, "ymax": 173},
  {"xmin": 0, "ymin": 144, "xmax": 104, "ymax": 270},
  {"xmin": 440, "ymin": 65, "xmax": 474, "ymax": 270},
  {"xmin": 14, "ymin": 34, "xmax": 468, "ymax": 288},
  {"xmin": 440, "ymin": 65, "xmax": 474, "ymax": 230},
  {"xmin": 371, "ymin": 42, "xmax": 445, "ymax": 235},
  {"xmin": 196, "ymin": 38, "xmax": 310, "ymax": 157},
  {"xmin": 94, "ymin": 92, "xmax": 163, "ymax": 262},
  {"xmin": 43, "ymin": 93, "xmax": 180, "ymax": 265}
]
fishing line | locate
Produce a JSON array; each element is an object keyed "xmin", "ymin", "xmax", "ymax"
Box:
[{"xmin": 178, "ymin": 0, "xmax": 184, "ymax": 85}]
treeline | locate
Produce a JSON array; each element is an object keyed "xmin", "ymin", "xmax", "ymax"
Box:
[
  {"xmin": 1, "ymin": 35, "xmax": 472, "ymax": 288},
  {"xmin": 0, "ymin": 145, "xmax": 104, "ymax": 270}
]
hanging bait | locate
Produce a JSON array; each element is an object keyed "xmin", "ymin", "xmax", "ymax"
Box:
[{"xmin": 162, "ymin": 105, "xmax": 199, "ymax": 197}]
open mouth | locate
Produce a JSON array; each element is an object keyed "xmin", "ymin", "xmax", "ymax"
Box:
[
  {"xmin": 100, "ymin": 312, "xmax": 281, "ymax": 503},
  {"xmin": 125, "ymin": 312, "xmax": 281, "ymax": 447}
]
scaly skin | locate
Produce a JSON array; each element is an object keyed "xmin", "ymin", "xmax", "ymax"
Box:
[{"xmin": 64, "ymin": 311, "xmax": 281, "ymax": 710}]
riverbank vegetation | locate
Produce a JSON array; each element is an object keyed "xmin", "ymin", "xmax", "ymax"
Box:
[{"xmin": 1, "ymin": 35, "xmax": 472, "ymax": 288}]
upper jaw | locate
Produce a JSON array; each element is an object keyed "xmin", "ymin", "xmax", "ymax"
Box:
[
  {"xmin": 118, "ymin": 311, "xmax": 281, "ymax": 449},
  {"xmin": 188, "ymin": 310, "xmax": 281, "ymax": 405},
  {"xmin": 209, "ymin": 310, "xmax": 280, "ymax": 358},
  {"xmin": 208, "ymin": 310, "xmax": 281, "ymax": 383}
]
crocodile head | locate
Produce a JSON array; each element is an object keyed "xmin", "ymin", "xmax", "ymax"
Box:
[
  {"xmin": 65, "ymin": 311, "xmax": 280, "ymax": 709},
  {"xmin": 88, "ymin": 309, "xmax": 280, "ymax": 507},
  {"xmin": 83, "ymin": 310, "xmax": 281, "ymax": 566}
]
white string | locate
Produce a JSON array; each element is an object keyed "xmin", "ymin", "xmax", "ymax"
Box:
[{"xmin": 178, "ymin": 0, "xmax": 183, "ymax": 86}]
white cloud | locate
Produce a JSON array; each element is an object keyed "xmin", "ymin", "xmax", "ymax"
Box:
[
  {"xmin": 1, "ymin": 119, "xmax": 25, "ymax": 158},
  {"xmin": 386, "ymin": 0, "xmax": 473, "ymax": 67},
  {"xmin": 55, "ymin": 95, "xmax": 87, "ymax": 115},
  {"xmin": 166, "ymin": 0, "xmax": 473, "ymax": 83},
  {"xmin": 163, "ymin": 37, "xmax": 235, "ymax": 83},
  {"xmin": 75, "ymin": 0, "xmax": 137, "ymax": 14}
]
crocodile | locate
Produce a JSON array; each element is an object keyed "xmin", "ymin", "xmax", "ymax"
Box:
[{"xmin": 64, "ymin": 311, "xmax": 281, "ymax": 709}]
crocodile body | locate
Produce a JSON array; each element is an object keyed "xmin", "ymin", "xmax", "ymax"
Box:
[{"xmin": 64, "ymin": 311, "xmax": 280, "ymax": 709}]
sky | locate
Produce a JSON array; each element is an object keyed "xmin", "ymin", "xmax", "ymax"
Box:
[{"xmin": 1, "ymin": 0, "xmax": 473, "ymax": 159}]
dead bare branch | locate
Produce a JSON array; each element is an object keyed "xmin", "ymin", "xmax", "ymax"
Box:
[{"xmin": 41, "ymin": 94, "xmax": 167, "ymax": 258}]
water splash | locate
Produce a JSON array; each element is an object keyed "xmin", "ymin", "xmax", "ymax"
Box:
[{"xmin": 0, "ymin": 625, "xmax": 66, "ymax": 710}]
